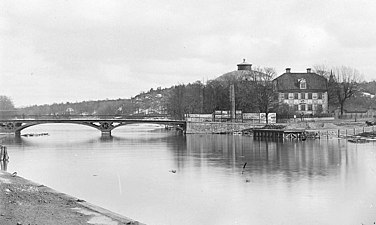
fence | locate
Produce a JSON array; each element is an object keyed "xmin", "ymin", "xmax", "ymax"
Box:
[
  {"xmin": 277, "ymin": 114, "xmax": 334, "ymax": 123},
  {"xmin": 185, "ymin": 112, "xmax": 277, "ymax": 124},
  {"xmin": 306, "ymin": 125, "xmax": 376, "ymax": 139},
  {"xmin": 334, "ymin": 108, "xmax": 376, "ymax": 120},
  {"xmin": 185, "ymin": 114, "xmax": 213, "ymax": 122}
]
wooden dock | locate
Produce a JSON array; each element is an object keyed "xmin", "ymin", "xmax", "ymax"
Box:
[{"xmin": 253, "ymin": 129, "xmax": 306, "ymax": 139}]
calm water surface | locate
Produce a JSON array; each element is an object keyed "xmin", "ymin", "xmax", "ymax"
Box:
[{"xmin": 1, "ymin": 124, "xmax": 376, "ymax": 225}]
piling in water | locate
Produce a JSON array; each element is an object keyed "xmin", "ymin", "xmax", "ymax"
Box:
[{"xmin": 0, "ymin": 145, "xmax": 9, "ymax": 161}]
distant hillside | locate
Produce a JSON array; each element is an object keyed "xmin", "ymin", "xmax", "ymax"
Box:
[
  {"xmin": 18, "ymin": 86, "xmax": 173, "ymax": 116},
  {"xmin": 19, "ymin": 98, "xmax": 133, "ymax": 116},
  {"xmin": 17, "ymin": 76, "xmax": 376, "ymax": 117},
  {"xmin": 130, "ymin": 87, "xmax": 171, "ymax": 115},
  {"xmin": 341, "ymin": 81, "xmax": 376, "ymax": 111}
]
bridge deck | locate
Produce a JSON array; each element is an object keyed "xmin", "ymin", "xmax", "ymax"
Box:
[
  {"xmin": 0, "ymin": 119, "xmax": 186, "ymax": 137},
  {"xmin": 0, "ymin": 119, "xmax": 185, "ymax": 123}
]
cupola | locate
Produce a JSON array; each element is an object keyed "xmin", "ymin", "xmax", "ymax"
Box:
[{"xmin": 237, "ymin": 59, "xmax": 252, "ymax": 71}]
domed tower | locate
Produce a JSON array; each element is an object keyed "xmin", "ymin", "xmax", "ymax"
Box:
[{"xmin": 237, "ymin": 59, "xmax": 252, "ymax": 71}]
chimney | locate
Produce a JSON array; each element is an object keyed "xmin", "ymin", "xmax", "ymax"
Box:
[
  {"xmin": 286, "ymin": 68, "xmax": 291, "ymax": 73},
  {"xmin": 307, "ymin": 68, "xmax": 311, "ymax": 73}
]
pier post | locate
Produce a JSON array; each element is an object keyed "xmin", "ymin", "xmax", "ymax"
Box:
[
  {"xmin": 15, "ymin": 130, "xmax": 21, "ymax": 137},
  {"xmin": 1, "ymin": 146, "xmax": 9, "ymax": 161},
  {"xmin": 0, "ymin": 146, "xmax": 4, "ymax": 161}
]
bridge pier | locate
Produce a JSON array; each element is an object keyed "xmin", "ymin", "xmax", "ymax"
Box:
[
  {"xmin": 101, "ymin": 131, "xmax": 112, "ymax": 137},
  {"xmin": 15, "ymin": 130, "xmax": 21, "ymax": 137}
]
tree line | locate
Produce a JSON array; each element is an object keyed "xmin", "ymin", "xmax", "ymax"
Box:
[{"xmin": 165, "ymin": 67, "xmax": 279, "ymax": 120}]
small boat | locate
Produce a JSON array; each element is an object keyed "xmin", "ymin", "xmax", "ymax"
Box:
[{"xmin": 348, "ymin": 138, "xmax": 369, "ymax": 143}]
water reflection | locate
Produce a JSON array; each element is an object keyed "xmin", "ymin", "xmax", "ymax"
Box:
[
  {"xmin": 2, "ymin": 126, "xmax": 376, "ymax": 225},
  {"xmin": 1, "ymin": 160, "xmax": 7, "ymax": 171},
  {"xmin": 183, "ymin": 135, "xmax": 344, "ymax": 180},
  {"xmin": 0, "ymin": 135, "xmax": 23, "ymax": 145},
  {"xmin": 1, "ymin": 130, "xmax": 182, "ymax": 148}
]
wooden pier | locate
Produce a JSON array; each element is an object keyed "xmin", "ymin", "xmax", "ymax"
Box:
[{"xmin": 253, "ymin": 129, "xmax": 306, "ymax": 139}]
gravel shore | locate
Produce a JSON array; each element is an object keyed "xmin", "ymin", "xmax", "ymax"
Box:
[{"xmin": 0, "ymin": 170, "xmax": 143, "ymax": 225}]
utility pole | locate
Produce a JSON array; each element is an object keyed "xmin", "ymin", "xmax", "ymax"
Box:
[{"xmin": 230, "ymin": 84, "xmax": 236, "ymax": 122}]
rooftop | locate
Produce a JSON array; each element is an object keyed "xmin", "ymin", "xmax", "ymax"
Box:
[{"xmin": 274, "ymin": 68, "xmax": 328, "ymax": 91}]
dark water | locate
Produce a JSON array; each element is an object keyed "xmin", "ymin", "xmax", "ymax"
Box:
[{"xmin": 1, "ymin": 124, "xmax": 376, "ymax": 225}]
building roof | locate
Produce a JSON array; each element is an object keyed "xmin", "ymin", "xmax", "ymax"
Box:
[
  {"xmin": 274, "ymin": 72, "xmax": 328, "ymax": 92},
  {"xmin": 216, "ymin": 69, "xmax": 269, "ymax": 83},
  {"xmin": 214, "ymin": 60, "xmax": 270, "ymax": 83}
]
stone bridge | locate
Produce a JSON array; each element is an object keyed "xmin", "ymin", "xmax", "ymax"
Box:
[{"xmin": 0, "ymin": 119, "xmax": 186, "ymax": 137}]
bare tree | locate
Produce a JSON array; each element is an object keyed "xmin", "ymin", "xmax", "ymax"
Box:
[
  {"xmin": 253, "ymin": 67, "xmax": 278, "ymax": 124},
  {"xmin": 313, "ymin": 64, "xmax": 331, "ymax": 78},
  {"xmin": 313, "ymin": 64, "xmax": 339, "ymax": 109},
  {"xmin": 0, "ymin": 95, "xmax": 16, "ymax": 119},
  {"xmin": 0, "ymin": 96, "xmax": 15, "ymax": 110},
  {"xmin": 332, "ymin": 66, "xmax": 362, "ymax": 117},
  {"xmin": 313, "ymin": 65, "xmax": 362, "ymax": 116}
]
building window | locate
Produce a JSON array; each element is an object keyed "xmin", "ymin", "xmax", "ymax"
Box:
[
  {"xmin": 318, "ymin": 92, "xmax": 323, "ymax": 99},
  {"xmin": 294, "ymin": 93, "xmax": 298, "ymax": 99},
  {"xmin": 308, "ymin": 104, "xmax": 312, "ymax": 111},
  {"xmin": 308, "ymin": 92, "xmax": 312, "ymax": 99},
  {"xmin": 299, "ymin": 78, "xmax": 307, "ymax": 89},
  {"xmin": 284, "ymin": 93, "xmax": 289, "ymax": 99},
  {"xmin": 301, "ymin": 93, "xmax": 305, "ymax": 99},
  {"xmin": 317, "ymin": 104, "xmax": 323, "ymax": 112},
  {"xmin": 301, "ymin": 104, "xmax": 306, "ymax": 111},
  {"xmin": 280, "ymin": 93, "xmax": 285, "ymax": 99},
  {"xmin": 294, "ymin": 105, "xmax": 299, "ymax": 111}
]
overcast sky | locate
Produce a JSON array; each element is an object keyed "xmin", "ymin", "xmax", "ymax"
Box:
[{"xmin": 1, "ymin": 0, "xmax": 376, "ymax": 107}]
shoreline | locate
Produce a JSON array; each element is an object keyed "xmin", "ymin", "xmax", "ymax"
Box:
[{"xmin": 0, "ymin": 170, "xmax": 144, "ymax": 225}]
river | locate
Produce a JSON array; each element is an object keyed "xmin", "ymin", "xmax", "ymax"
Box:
[{"xmin": 1, "ymin": 124, "xmax": 376, "ymax": 225}]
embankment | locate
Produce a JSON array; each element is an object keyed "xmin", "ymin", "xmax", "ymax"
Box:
[{"xmin": 186, "ymin": 121, "xmax": 261, "ymax": 134}]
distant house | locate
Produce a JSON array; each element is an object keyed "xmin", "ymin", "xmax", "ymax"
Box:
[
  {"xmin": 361, "ymin": 92, "xmax": 375, "ymax": 98},
  {"xmin": 273, "ymin": 68, "xmax": 328, "ymax": 114},
  {"xmin": 66, "ymin": 107, "xmax": 74, "ymax": 114}
]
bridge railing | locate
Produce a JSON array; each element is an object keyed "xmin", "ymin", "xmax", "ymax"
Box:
[{"xmin": 1, "ymin": 114, "xmax": 177, "ymax": 121}]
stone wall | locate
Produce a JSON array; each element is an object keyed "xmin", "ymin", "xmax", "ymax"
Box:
[{"xmin": 186, "ymin": 122, "xmax": 258, "ymax": 134}]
